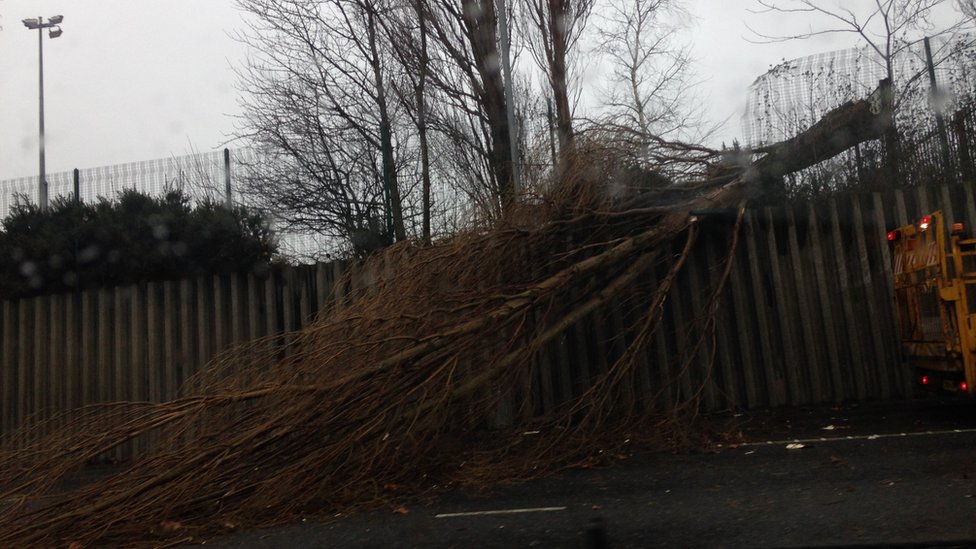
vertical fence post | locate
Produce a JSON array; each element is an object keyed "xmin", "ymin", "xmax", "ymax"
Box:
[
  {"xmin": 223, "ymin": 148, "xmax": 233, "ymax": 208},
  {"xmin": 744, "ymin": 210, "xmax": 783, "ymax": 406},
  {"xmin": 683, "ymin": 243, "xmax": 718, "ymax": 410},
  {"xmin": 130, "ymin": 284, "xmax": 146, "ymax": 455},
  {"xmin": 64, "ymin": 294, "xmax": 79, "ymax": 420},
  {"xmin": 281, "ymin": 267, "xmax": 295, "ymax": 347},
  {"xmin": 196, "ymin": 277, "xmax": 212, "ymax": 371},
  {"xmin": 786, "ymin": 205, "xmax": 826, "ymax": 402},
  {"xmin": 871, "ymin": 192, "xmax": 900, "ymax": 397},
  {"xmin": 146, "ymin": 282, "xmax": 162, "ymax": 405},
  {"xmin": 17, "ymin": 300, "xmax": 31, "ymax": 444},
  {"xmin": 231, "ymin": 275, "xmax": 244, "ymax": 346},
  {"xmin": 162, "ymin": 281, "xmax": 178, "ymax": 401},
  {"xmin": 2, "ymin": 301, "xmax": 15, "ymax": 437},
  {"xmin": 332, "ymin": 260, "xmax": 347, "ymax": 308},
  {"xmin": 923, "ymin": 37, "xmax": 953, "ymax": 175},
  {"xmin": 763, "ymin": 207, "xmax": 803, "ymax": 404},
  {"xmin": 264, "ymin": 271, "xmax": 278, "ymax": 338},
  {"xmin": 48, "ymin": 295, "xmax": 65, "ymax": 432},
  {"xmin": 315, "ymin": 262, "xmax": 330, "ymax": 310},
  {"xmin": 829, "ymin": 199, "xmax": 867, "ymax": 400},
  {"xmin": 72, "ymin": 168, "xmax": 80, "ymax": 203},
  {"xmin": 954, "ymin": 110, "xmax": 974, "ymax": 183},
  {"xmin": 703, "ymin": 237, "xmax": 740, "ymax": 408},
  {"xmin": 80, "ymin": 291, "xmax": 95, "ymax": 413},
  {"xmin": 112, "ymin": 288, "xmax": 129, "ymax": 460},
  {"xmin": 33, "ymin": 297, "xmax": 48, "ymax": 433},
  {"xmin": 213, "ymin": 275, "xmax": 227, "ymax": 356},
  {"xmin": 96, "ymin": 288, "xmax": 112, "ymax": 459},
  {"xmin": 727, "ymin": 230, "xmax": 761, "ymax": 408},
  {"xmin": 299, "ymin": 268, "xmax": 312, "ymax": 328},
  {"xmin": 179, "ymin": 280, "xmax": 195, "ymax": 389},
  {"xmin": 808, "ymin": 204, "xmax": 848, "ymax": 401},
  {"xmin": 879, "ymin": 78, "xmax": 901, "ymax": 183},
  {"xmin": 855, "ymin": 195, "xmax": 893, "ymax": 399},
  {"xmin": 248, "ymin": 273, "xmax": 262, "ymax": 340}
]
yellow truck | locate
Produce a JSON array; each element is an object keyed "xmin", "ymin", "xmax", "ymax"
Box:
[{"xmin": 889, "ymin": 211, "xmax": 976, "ymax": 395}]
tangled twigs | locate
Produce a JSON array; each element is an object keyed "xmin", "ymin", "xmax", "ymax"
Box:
[{"xmin": 0, "ymin": 145, "xmax": 756, "ymax": 547}]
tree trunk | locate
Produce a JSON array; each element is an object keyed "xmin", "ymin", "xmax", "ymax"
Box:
[
  {"xmin": 416, "ymin": 0, "xmax": 433, "ymax": 243},
  {"xmin": 368, "ymin": 8, "xmax": 407, "ymax": 241},
  {"xmin": 463, "ymin": 0, "xmax": 515, "ymax": 210},
  {"xmin": 748, "ymin": 85, "xmax": 894, "ymax": 199},
  {"xmin": 878, "ymin": 78, "xmax": 901, "ymax": 185},
  {"xmin": 547, "ymin": 0, "xmax": 574, "ymax": 155}
]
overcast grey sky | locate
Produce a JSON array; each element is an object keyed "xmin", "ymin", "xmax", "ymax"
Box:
[
  {"xmin": 0, "ymin": 0, "xmax": 957, "ymax": 181},
  {"xmin": 1, "ymin": 1, "xmax": 242, "ymax": 180}
]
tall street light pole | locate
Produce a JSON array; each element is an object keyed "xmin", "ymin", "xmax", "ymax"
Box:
[{"xmin": 22, "ymin": 15, "xmax": 64, "ymax": 212}]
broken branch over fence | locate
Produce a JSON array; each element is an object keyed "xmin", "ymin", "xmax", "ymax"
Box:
[
  {"xmin": 0, "ymin": 93, "xmax": 934, "ymax": 547},
  {"xmin": 9, "ymin": 182, "xmax": 965, "ymax": 423}
]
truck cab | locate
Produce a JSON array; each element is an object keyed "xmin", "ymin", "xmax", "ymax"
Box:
[{"xmin": 889, "ymin": 211, "xmax": 976, "ymax": 395}]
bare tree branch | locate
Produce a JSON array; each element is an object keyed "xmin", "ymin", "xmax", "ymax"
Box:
[{"xmin": 232, "ymin": 0, "xmax": 409, "ymax": 256}]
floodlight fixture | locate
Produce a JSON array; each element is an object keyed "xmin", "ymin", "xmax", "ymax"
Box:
[
  {"xmin": 48, "ymin": 15, "xmax": 64, "ymax": 24},
  {"xmin": 49, "ymin": 28, "xmax": 62, "ymax": 38},
  {"xmin": 22, "ymin": 18, "xmax": 40, "ymax": 28}
]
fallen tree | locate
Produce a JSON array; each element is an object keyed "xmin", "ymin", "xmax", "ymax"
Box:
[{"xmin": 0, "ymin": 95, "xmax": 890, "ymax": 547}]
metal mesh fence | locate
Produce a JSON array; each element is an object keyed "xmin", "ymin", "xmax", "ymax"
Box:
[
  {"xmin": 0, "ymin": 150, "xmax": 344, "ymax": 261},
  {"xmin": 0, "ymin": 151, "xmax": 231, "ymax": 215},
  {"xmin": 898, "ymin": 101, "xmax": 976, "ymax": 187},
  {"xmin": 0, "ymin": 150, "xmax": 473, "ymax": 262},
  {"xmin": 744, "ymin": 33, "xmax": 976, "ymax": 148},
  {"xmin": 773, "ymin": 99, "xmax": 976, "ymax": 197}
]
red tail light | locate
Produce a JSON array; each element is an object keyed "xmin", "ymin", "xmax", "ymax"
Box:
[
  {"xmin": 953, "ymin": 222, "xmax": 965, "ymax": 235},
  {"xmin": 962, "ymin": 381, "xmax": 968, "ymax": 391},
  {"xmin": 887, "ymin": 230, "xmax": 900, "ymax": 241},
  {"xmin": 921, "ymin": 375, "xmax": 930, "ymax": 385},
  {"xmin": 920, "ymin": 215, "xmax": 933, "ymax": 230}
]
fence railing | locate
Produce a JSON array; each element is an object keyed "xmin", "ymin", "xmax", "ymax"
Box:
[
  {"xmin": 4, "ymin": 182, "xmax": 976, "ymax": 455},
  {"xmin": 811, "ymin": 102, "xmax": 976, "ymax": 194}
]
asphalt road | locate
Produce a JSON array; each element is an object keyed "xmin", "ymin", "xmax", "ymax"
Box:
[{"xmin": 198, "ymin": 398, "xmax": 976, "ymax": 548}]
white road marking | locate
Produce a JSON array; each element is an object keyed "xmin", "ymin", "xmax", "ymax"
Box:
[
  {"xmin": 435, "ymin": 506, "xmax": 567, "ymax": 518},
  {"xmin": 737, "ymin": 427, "xmax": 976, "ymax": 448}
]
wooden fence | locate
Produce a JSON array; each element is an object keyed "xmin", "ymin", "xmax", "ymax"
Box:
[
  {"xmin": 0, "ymin": 260, "xmax": 355, "ymax": 446},
  {"xmin": 3, "ymin": 182, "xmax": 976, "ymax": 446}
]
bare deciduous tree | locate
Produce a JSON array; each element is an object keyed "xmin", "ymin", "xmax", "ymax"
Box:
[
  {"xmin": 233, "ymin": 0, "xmax": 407, "ymax": 254},
  {"xmin": 518, "ymin": 0, "xmax": 595, "ymax": 155},
  {"xmin": 593, "ymin": 0, "xmax": 705, "ymax": 142},
  {"xmin": 381, "ymin": 0, "xmax": 436, "ymax": 242},
  {"xmin": 419, "ymin": 0, "xmax": 518, "ymax": 212}
]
